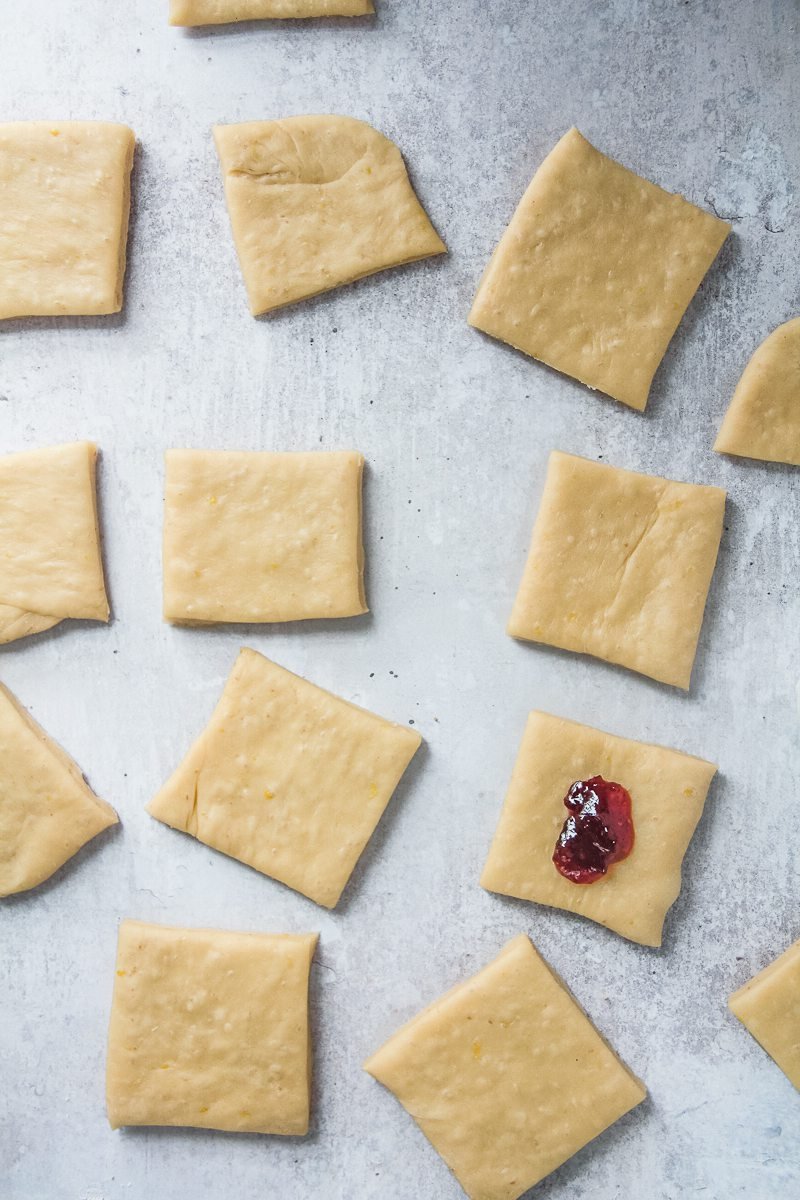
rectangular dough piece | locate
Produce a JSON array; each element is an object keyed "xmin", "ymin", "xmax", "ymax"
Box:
[
  {"xmin": 170, "ymin": 0, "xmax": 374, "ymax": 23},
  {"xmin": 729, "ymin": 940, "xmax": 800, "ymax": 1089}
]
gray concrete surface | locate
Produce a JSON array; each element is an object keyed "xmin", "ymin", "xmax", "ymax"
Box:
[{"xmin": 0, "ymin": 1, "xmax": 798, "ymax": 1197}]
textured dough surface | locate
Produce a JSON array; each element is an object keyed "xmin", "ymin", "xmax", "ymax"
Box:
[
  {"xmin": 147, "ymin": 648, "xmax": 421, "ymax": 907},
  {"xmin": 0, "ymin": 122, "xmax": 134, "ymax": 319},
  {"xmin": 0, "ymin": 441, "xmax": 110, "ymax": 644},
  {"xmin": 106, "ymin": 921, "xmax": 317, "ymax": 1132},
  {"xmin": 714, "ymin": 316, "xmax": 800, "ymax": 466},
  {"xmin": 364, "ymin": 934, "xmax": 646, "ymax": 1200},
  {"xmin": 469, "ymin": 127, "xmax": 729, "ymax": 410},
  {"xmin": 729, "ymin": 939, "xmax": 800, "ymax": 1090},
  {"xmin": 213, "ymin": 116, "xmax": 445, "ymax": 315},
  {"xmin": 171, "ymin": 0, "xmax": 373, "ymax": 23},
  {"xmin": 163, "ymin": 449, "xmax": 366, "ymax": 623},
  {"xmin": 0, "ymin": 682, "xmax": 118, "ymax": 897},
  {"xmin": 481, "ymin": 712, "xmax": 716, "ymax": 946},
  {"xmin": 508, "ymin": 450, "xmax": 726, "ymax": 688}
]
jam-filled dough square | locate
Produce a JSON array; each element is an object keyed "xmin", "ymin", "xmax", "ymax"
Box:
[
  {"xmin": 106, "ymin": 921, "xmax": 317, "ymax": 1133},
  {"xmin": 0, "ymin": 122, "xmax": 135, "ymax": 319},
  {"xmin": 0, "ymin": 442, "xmax": 110, "ymax": 645},
  {"xmin": 163, "ymin": 449, "xmax": 366, "ymax": 624},
  {"xmin": 170, "ymin": 0, "xmax": 373, "ymax": 24},
  {"xmin": 147, "ymin": 648, "xmax": 421, "ymax": 907},
  {"xmin": 469, "ymin": 128, "xmax": 729, "ymax": 410},
  {"xmin": 729, "ymin": 939, "xmax": 800, "ymax": 1090},
  {"xmin": 364, "ymin": 934, "xmax": 646, "ymax": 1200},
  {"xmin": 508, "ymin": 451, "xmax": 726, "ymax": 689},
  {"xmin": 0, "ymin": 681, "xmax": 118, "ymax": 898},
  {"xmin": 481, "ymin": 712, "xmax": 716, "ymax": 946}
]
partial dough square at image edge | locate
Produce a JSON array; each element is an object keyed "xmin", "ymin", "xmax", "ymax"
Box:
[
  {"xmin": 364, "ymin": 934, "xmax": 646, "ymax": 1200},
  {"xmin": 162, "ymin": 449, "xmax": 367, "ymax": 624},
  {"xmin": 106, "ymin": 921, "xmax": 318, "ymax": 1133},
  {"xmin": 480, "ymin": 711, "xmax": 717, "ymax": 947},
  {"xmin": 729, "ymin": 939, "xmax": 800, "ymax": 1090},
  {"xmin": 170, "ymin": 0, "xmax": 374, "ymax": 24},
  {"xmin": 508, "ymin": 451, "xmax": 726, "ymax": 689}
]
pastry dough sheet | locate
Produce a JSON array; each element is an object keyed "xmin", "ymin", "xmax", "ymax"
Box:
[
  {"xmin": 714, "ymin": 316, "xmax": 800, "ymax": 466},
  {"xmin": 170, "ymin": 0, "xmax": 374, "ymax": 23},
  {"xmin": 729, "ymin": 939, "xmax": 800, "ymax": 1090}
]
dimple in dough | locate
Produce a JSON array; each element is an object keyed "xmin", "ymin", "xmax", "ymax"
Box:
[
  {"xmin": 171, "ymin": 0, "xmax": 373, "ymax": 23},
  {"xmin": 0, "ymin": 442, "xmax": 110, "ymax": 645},
  {"xmin": 163, "ymin": 449, "xmax": 366, "ymax": 624},
  {"xmin": 106, "ymin": 920, "xmax": 318, "ymax": 1133},
  {"xmin": 481, "ymin": 711, "xmax": 717, "ymax": 947},
  {"xmin": 508, "ymin": 450, "xmax": 726, "ymax": 689},
  {"xmin": 729, "ymin": 939, "xmax": 800, "ymax": 1090},
  {"xmin": 213, "ymin": 116, "xmax": 446, "ymax": 315},
  {"xmin": 364, "ymin": 933, "xmax": 646, "ymax": 1200},
  {"xmin": 0, "ymin": 682, "xmax": 118, "ymax": 897},
  {"xmin": 469, "ymin": 127, "xmax": 730, "ymax": 410},
  {"xmin": 147, "ymin": 648, "xmax": 421, "ymax": 908},
  {"xmin": 0, "ymin": 122, "xmax": 135, "ymax": 319},
  {"xmin": 714, "ymin": 316, "xmax": 800, "ymax": 466}
]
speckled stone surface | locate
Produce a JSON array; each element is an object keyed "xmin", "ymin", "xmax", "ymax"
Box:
[{"xmin": 0, "ymin": 2, "xmax": 798, "ymax": 1198}]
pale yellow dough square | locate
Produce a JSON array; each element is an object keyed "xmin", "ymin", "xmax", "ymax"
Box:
[
  {"xmin": 729, "ymin": 939, "xmax": 800, "ymax": 1090},
  {"xmin": 0, "ymin": 122, "xmax": 135, "ymax": 319},
  {"xmin": 508, "ymin": 451, "xmax": 726, "ymax": 689},
  {"xmin": 147, "ymin": 648, "xmax": 421, "ymax": 907},
  {"xmin": 481, "ymin": 712, "xmax": 716, "ymax": 946},
  {"xmin": 163, "ymin": 449, "xmax": 366, "ymax": 624},
  {"xmin": 0, "ymin": 442, "xmax": 110, "ymax": 645},
  {"xmin": 106, "ymin": 920, "xmax": 317, "ymax": 1133},
  {"xmin": 0, "ymin": 682, "xmax": 118, "ymax": 897},
  {"xmin": 171, "ymin": 0, "xmax": 373, "ymax": 24},
  {"xmin": 213, "ymin": 116, "xmax": 446, "ymax": 315},
  {"xmin": 469, "ymin": 127, "xmax": 729, "ymax": 410},
  {"xmin": 364, "ymin": 934, "xmax": 646, "ymax": 1200},
  {"xmin": 714, "ymin": 316, "xmax": 800, "ymax": 466}
]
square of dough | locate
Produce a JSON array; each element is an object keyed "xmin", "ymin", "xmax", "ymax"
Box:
[
  {"xmin": 106, "ymin": 920, "xmax": 317, "ymax": 1133},
  {"xmin": 163, "ymin": 449, "xmax": 366, "ymax": 624},
  {"xmin": 147, "ymin": 648, "xmax": 421, "ymax": 907},
  {"xmin": 0, "ymin": 682, "xmax": 118, "ymax": 897},
  {"xmin": 170, "ymin": 0, "xmax": 373, "ymax": 24},
  {"xmin": 0, "ymin": 122, "xmax": 135, "ymax": 319},
  {"xmin": 364, "ymin": 933, "xmax": 646, "ymax": 1200},
  {"xmin": 469, "ymin": 127, "xmax": 729, "ymax": 410},
  {"xmin": 729, "ymin": 939, "xmax": 800, "ymax": 1090},
  {"xmin": 714, "ymin": 316, "xmax": 800, "ymax": 466},
  {"xmin": 0, "ymin": 442, "xmax": 110, "ymax": 645},
  {"xmin": 481, "ymin": 712, "xmax": 716, "ymax": 946},
  {"xmin": 508, "ymin": 451, "xmax": 726, "ymax": 689},
  {"xmin": 214, "ymin": 116, "xmax": 446, "ymax": 315}
]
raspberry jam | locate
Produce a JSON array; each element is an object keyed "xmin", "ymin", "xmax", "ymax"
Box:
[{"xmin": 552, "ymin": 775, "xmax": 634, "ymax": 884}]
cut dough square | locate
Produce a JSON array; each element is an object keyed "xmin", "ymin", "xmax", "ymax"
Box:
[
  {"xmin": 714, "ymin": 316, "xmax": 800, "ymax": 466},
  {"xmin": 106, "ymin": 920, "xmax": 317, "ymax": 1133},
  {"xmin": 469, "ymin": 127, "xmax": 729, "ymax": 410},
  {"xmin": 163, "ymin": 449, "xmax": 366, "ymax": 624},
  {"xmin": 171, "ymin": 0, "xmax": 373, "ymax": 24},
  {"xmin": 147, "ymin": 648, "xmax": 421, "ymax": 907},
  {"xmin": 729, "ymin": 939, "xmax": 800, "ymax": 1089},
  {"xmin": 0, "ymin": 442, "xmax": 110, "ymax": 645},
  {"xmin": 213, "ymin": 116, "xmax": 446, "ymax": 315},
  {"xmin": 508, "ymin": 451, "xmax": 726, "ymax": 689},
  {"xmin": 481, "ymin": 712, "xmax": 716, "ymax": 946},
  {"xmin": 0, "ymin": 122, "xmax": 135, "ymax": 319},
  {"xmin": 364, "ymin": 933, "xmax": 646, "ymax": 1200},
  {"xmin": 0, "ymin": 682, "xmax": 117, "ymax": 897}
]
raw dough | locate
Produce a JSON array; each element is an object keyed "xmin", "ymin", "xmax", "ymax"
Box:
[
  {"xmin": 213, "ymin": 116, "xmax": 446, "ymax": 315},
  {"xmin": 729, "ymin": 939, "xmax": 800, "ymax": 1090},
  {"xmin": 364, "ymin": 933, "xmax": 646, "ymax": 1200},
  {"xmin": 0, "ymin": 682, "xmax": 118, "ymax": 897},
  {"xmin": 481, "ymin": 712, "xmax": 717, "ymax": 946},
  {"xmin": 171, "ymin": 0, "xmax": 373, "ymax": 23},
  {"xmin": 106, "ymin": 921, "xmax": 317, "ymax": 1132},
  {"xmin": 147, "ymin": 648, "xmax": 421, "ymax": 907},
  {"xmin": 508, "ymin": 450, "xmax": 726, "ymax": 689},
  {"xmin": 163, "ymin": 449, "xmax": 366, "ymax": 624},
  {"xmin": 469, "ymin": 127, "xmax": 729, "ymax": 410},
  {"xmin": 0, "ymin": 122, "xmax": 135, "ymax": 319},
  {"xmin": 0, "ymin": 442, "xmax": 110, "ymax": 644},
  {"xmin": 714, "ymin": 317, "xmax": 800, "ymax": 466}
]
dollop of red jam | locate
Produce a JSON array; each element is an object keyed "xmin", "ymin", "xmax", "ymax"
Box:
[{"xmin": 552, "ymin": 775, "xmax": 634, "ymax": 884}]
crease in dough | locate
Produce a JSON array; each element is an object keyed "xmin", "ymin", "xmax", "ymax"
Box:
[
  {"xmin": 171, "ymin": 0, "xmax": 374, "ymax": 25},
  {"xmin": 714, "ymin": 316, "xmax": 800, "ymax": 466}
]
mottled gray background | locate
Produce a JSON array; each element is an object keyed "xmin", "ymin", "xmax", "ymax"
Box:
[{"xmin": 1, "ymin": 1, "xmax": 799, "ymax": 1197}]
